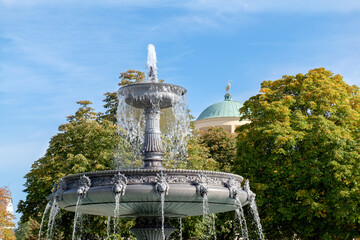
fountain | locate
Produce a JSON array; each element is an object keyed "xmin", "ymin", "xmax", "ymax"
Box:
[{"xmin": 49, "ymin": 44, "xmax": 255, "ymax": 240}]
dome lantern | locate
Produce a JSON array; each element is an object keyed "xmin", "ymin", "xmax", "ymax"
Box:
[{"xmin": 194, "ymin": 83, "xmax": 250, "ymax": 133}]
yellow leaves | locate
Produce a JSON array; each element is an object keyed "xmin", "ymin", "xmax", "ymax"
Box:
[
  {"xmin": 340, "ymin": 190, "xmax": 349, "ymax": 198},
  {"xmin": 295, "ymin": 189, "xmax": 307, "ymax": 199},
  {"xmin": 94, "ymin": 163, "xmax": 106, "ymax": 171},
  {"xmin": 315, "ymin": 210, "xmax": 327, "ymax": 218},
  {"xmin": 344, "ymin": 180, "xmax": 351, "ymax": 185},
  {"xmin": 0, "ymin": 187, "xmax": 15, "ymax": 239},
  {"xmin": 274, "ymin": 170, "xmax": 278, "ymax": 173}
]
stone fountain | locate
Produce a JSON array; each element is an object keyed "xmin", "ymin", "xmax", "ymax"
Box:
[{"xmin": 50, "ymin": 44, "xmax": 254, "ymax": 240}]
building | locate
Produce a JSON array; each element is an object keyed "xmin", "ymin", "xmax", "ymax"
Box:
[{"xmin": 194, "ymin": 83, "xmax": 250, "ymax": 133}]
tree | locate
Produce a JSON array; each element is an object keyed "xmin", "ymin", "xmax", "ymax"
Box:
[
  {"xmin": 0, "ymin": 186, "xmax": 16, "ymax": 240},
  {"xmin": 14, "ymin": 217, "xmax": 39, "ymax": 240},
  {"xmin": 235, "ymin": 68, "xmax": 360, "ymax": 239},
  {"xmin": 17, "ymin": 101, "xmax": 133, "ymax": 238},
  {"xmin": 200, "ymin": 127, "xmax": 237, "ymax": 172}
]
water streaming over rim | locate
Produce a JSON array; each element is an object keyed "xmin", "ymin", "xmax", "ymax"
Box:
[
  {"xmin": 38, "ymin": 201, "xmax": 51, "ymax": 239},
  {"xmin": 113, "ymin": 194, "xmax": 121, "ymax": 236},
  {"xmin": 179, "ymin": 218, "xmax": 183, "ymax": 240},
  {"xmin": 45, "ymin": 199, "xmax": 59, "ymax": 240},
  {"xmin": 71, "ymin": 196, "xmax": 82, "ymax": 240},
  {"xmin": 106, "ymin": 216, "xmax": 111, "ymax": 239},
  {"xmin": 235, "ymin": 197, "xmax": 249, "ymax": 240},
  {"xmin": 202, "ymin": 193, "xmax": 213, "ymax": 239},
  {"xmin": 211, "ymin": 213, "xmax": 217, "ymax": 240},
  {"xmin": 250, "ymin": 199, "xmax": 265, "ymax": 240},
  {"xmin": 160, "ymin": 192, "xmax": 166, "ymax": 240}
]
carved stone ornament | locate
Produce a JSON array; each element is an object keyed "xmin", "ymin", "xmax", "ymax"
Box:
[
  {"xmin": 225, "ymin": 176, "xmax": 240, "ymax": 199},
  {"xmin": 155, "ymin": 172, "xmax": 169, "ymax": 195},
  {"xmin": 244, "ymin": 179, "xmax": 256, "ymax": 202},
  {"xmin": 77, "ymin": 175, "xmax": 91, "ymax": 199},
  {"xmin": 112, "ymin": 172, "xmax": 128, "ymax": 196},
  {"xmin": 195, "ymin": 173, "xmax": 209, "ymax": 198},
  {"xmin": 56, "ymin": 179, "xmax": 67, "ymax": 201},
  {"xmin": 60, "ymin": 170, "xmax": 243, "ymax": 191}
]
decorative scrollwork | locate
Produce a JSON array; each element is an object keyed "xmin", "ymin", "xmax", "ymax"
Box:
[
  {"xmin": 155, "ymin": 172, "xmax": 169, "ymax": 195},
  {"xmin": 244, "ymin": 179, "xmax": 256, "ymax": 202},
  {"xmin": 49, "ymin": 179, "xmax": 67, "ymax": 202},
  {"xmin": 77, "ymin": 175, "xmax": 91, "ymax": 199},
  {"xmin": 56, "ymin": 179, "xmax": 67, "ymax": 201},
  {"xmin": 112, "ymin": 172, "xmax": 128, "ymax": 196},
  {"xmin": 225, "ymin": 177, "xmax": 240, "ymax": 199},
  {"xmin": 195, "ymin": 173, "xmax": 209, "ymax": 198}
]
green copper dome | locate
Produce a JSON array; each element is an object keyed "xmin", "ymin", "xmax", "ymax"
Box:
[{"xmin": 197, "ymin": 93, "xmax": 243, "ymax": 120}]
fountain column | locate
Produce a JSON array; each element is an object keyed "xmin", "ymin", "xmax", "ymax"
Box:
[{"xmin": 142, "ymin": 107, "xmax": 165, "ymax": 169}]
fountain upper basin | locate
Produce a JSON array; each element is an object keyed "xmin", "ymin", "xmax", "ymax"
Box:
[
  {"xmin": 56, "ymin": 169, "xmax": 248, "ymax": 217},
  {"xmin": 118, "ymin": 83, "xmax": 186, "ymax": 109}
]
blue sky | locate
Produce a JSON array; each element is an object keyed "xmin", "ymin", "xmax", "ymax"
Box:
[{"xmin": 1, "ymin": 0, "xmax": 360, "ymax": 222}]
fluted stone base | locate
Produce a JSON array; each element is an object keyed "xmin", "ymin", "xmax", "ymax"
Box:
[{"xmin": 130, "ymin": 217, "xmax": 177, "ymax": 240}]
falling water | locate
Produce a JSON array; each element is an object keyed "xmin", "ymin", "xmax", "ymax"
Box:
[
  {"xmin": 38, "ymin": 201, "xmax": 51, "ymax": 239},
  {"xmin": 235, "ymin": 208, "xmax": 249, "ymax": 240},
  {"xmin": 179, "ymin": 218, "xmax": 183, "ymax": 240},
  {"xmin": 160, "ymin": 192, "xmax": 165, "ymax": 240},
  {"xmin": 72, "ymin": 196, "xmax": 82, "ymax": 240},
  {"xmin": 106, "ymin": 216, "xmax": 111, "ymax": 239},
  {"xmin": 147, "ymin": 44, "xmax": 158, "ymax": 83},
  {"xmin": 116, "ymin": 98, "xmax": 190, "ymax": 169},
  {"xmin": 249, "ymin": 200, "xmax": 265, "ymax": 240},
  {"xmin": 162, "ymin": 94, "xmax": 190, "ymax": 165},
  {"xmin": 202, "ymin": 194, "xmax": 212, "ymax": 239},
  {"xmin": 113, "ymin": 194, "xmax": 121, "ymax": 235},
  {"xmin": 202, "ymin": 193, "xmax": 209, "ymax": 217},
  {"xmin": 211, "ymin": 213, "xmax": 217, "ymax": 240},
  {"xmin": 116, "ymin": 94, "xmax": 144, "ymax": 169},
  {"xmin": 234, "ymin": 197, "xmax": 248, "ymax": 240},
  {"xmin": 46, "ymin": 199, "xmax": 59, "ymax": 240}
]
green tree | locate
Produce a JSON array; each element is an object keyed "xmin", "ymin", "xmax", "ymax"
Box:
[
  {"xmin": 235, "ymin": 68, "xmax": 360, "ymax": 239},
  {"xmin": 15, "ymin": 217, "xmax": 39, "ymax": 240},
  {"xmin": 0, "ymin": 186, "xmax": 16, "ymax": 240},
  {"xmin": 200, "ymin": 127, "xmax": 237, "ymax": 172},
  {"xmin": 17, "ymin": 101, "xmax": 135, "ymax": 238}
]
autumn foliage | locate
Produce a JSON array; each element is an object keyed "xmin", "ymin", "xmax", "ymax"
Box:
[
  {"xmin": 0, "ymin": 186, "xmax": 16, "ymax": 240},
  {"xmin": 235, "ymin": 68, "xmax": 360, "ymax": 239}
]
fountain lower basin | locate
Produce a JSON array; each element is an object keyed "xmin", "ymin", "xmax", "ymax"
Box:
[{"xmin": 56, "ymin": 169, "xmax": 248, "ymax": 217}]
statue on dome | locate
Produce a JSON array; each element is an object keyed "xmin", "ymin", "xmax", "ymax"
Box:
[{"xmin": 226, "ymin": 81, "xmax": 231, "ymax": 93}]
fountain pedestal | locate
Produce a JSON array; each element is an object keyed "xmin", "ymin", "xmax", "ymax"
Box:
[
  {"xmin": 130, "ymin": 217, "xmax": 176, "ymax": 240},
  {"xmin": 142, "ymin": 107, "xmax": 164, "ymax": 169}
]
